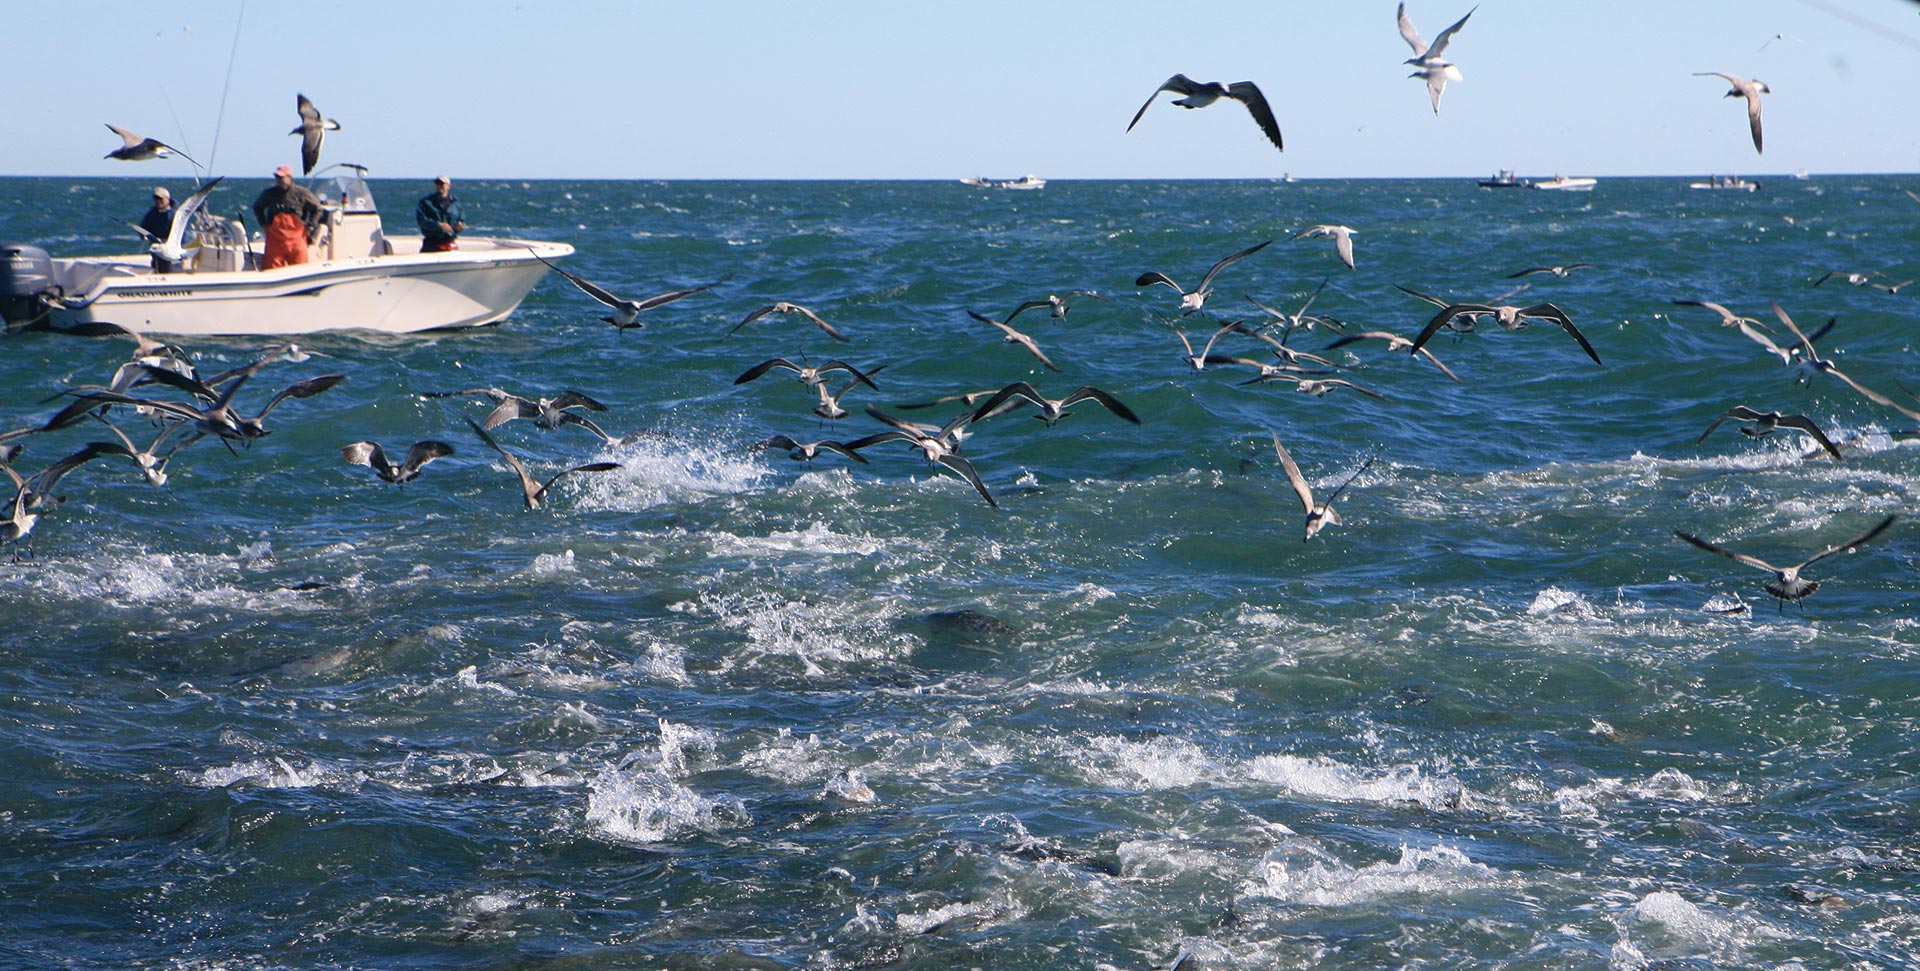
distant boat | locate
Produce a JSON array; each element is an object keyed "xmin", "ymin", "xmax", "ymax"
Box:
[
  {"xmin": 1532, "ymin": 175, "xmax": 1598, "ymax": 192},
  {"xmin": 961, "ymin": 174, "xmax": 1046, "ymax": 190},
  {"xmin": 1689, "ymin": 175, "xmax": 1759, "ymax": 191},
  {"xmin": 1478, "ymin": 169, "xmax": 1530, "ymax": 189},
  {"xmin": 1281, "ymin": 173, "xmax": 1298, "ymax": 183},
  {"xmin": 1792, "ymin": 168, "xmax": 1811, "ymax": 180}
]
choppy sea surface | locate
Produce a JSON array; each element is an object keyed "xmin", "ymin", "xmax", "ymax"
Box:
[{"xmin": 2, "ymin": 174, "xmax": 1919, "ymax": 970}]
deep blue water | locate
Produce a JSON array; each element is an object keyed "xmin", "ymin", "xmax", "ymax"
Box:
[{"xmin": 2, "ymin": 174, "xmax": 1919, "ymax": 970}]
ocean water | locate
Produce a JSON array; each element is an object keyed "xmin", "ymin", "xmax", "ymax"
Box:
[{"xmin": 2, "ymin": 174, "xmax": 1918, "ymax": 970}]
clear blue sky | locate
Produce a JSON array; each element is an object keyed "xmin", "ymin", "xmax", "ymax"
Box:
[{"xmin": 5, "ymin": 1, "xmax": 1916, "ymax": 180}]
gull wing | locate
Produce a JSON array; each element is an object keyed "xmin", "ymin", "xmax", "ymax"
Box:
[
  {"xmin": 165, "ymin": 176, "xmax": 225, "ymax": 251},
  {"xmin": 734, "ymin": 358, "xmax": 802, "ymax": 385},
  {"xmin": 1396, "ymin": 3, "xmax": 1429, "ymax": 56},
  {"xmin": 1225, "ymin": 82, "xmax": 1284, "ymax": 152},
  {"xmin": 1059, "ymin": 386, "xmax": 1141, "ymax": 424},
  {"xmin": 818, "ymin": 360, "xmax": 880, "ymax": 390},
  {"xmin": 1795, "ymin": 515, "xmax": 1896, "ymax": 571},
  {"xmin": 1697, "ymin": 405, "xmax": 1767, "ymax": 443},
  {"xmin": 935, "ymin": 453, "xmax": 997, "ymax": 508},
  {"xmin": 255, "ymin": 373, "xmax": 346, "ymax": 419},
  {"xmin": 1198, "ymin": 239, "xmax": 1274, "ymax": 292},
  {"xmin": 467, "ymin": 417, "xmax": 542, "ymax": 506},
  {"xmin": 1773, "ymin": 414, "xmax": 1844, "ymax": 461},
  {"xmin": 971, "ymin": 382, "xmax": 1043, "ymax": 423},
  {"xmin": 1675, "ymin": 529, "xmax": 1781, "ymax": 575},
  {"xmin": 729, "ymin": 304, "xmax": 780, "ymax": 334},
  {"xmin": 401, "ymin": 440, "xmax": 455, "ymax": 474},
  {"xmin": 1135, "ymin": 271, "xmax": 1184, "ymax": 293},
  {"xmin": 1127, "ymin": 75, "xmax": 1199, "ymax": 132},
  {"xmin": 1269, "ymin": 432, "xmax": 1317, "ymax": 514},
  {"xmin": 1410, "ymin": 303, "xmax": 1496, "ymax": 355},
  {"xmin": 549, "ymin": 390, "xmax": 609, "ymax": 413},
  {"xmin": 790, "ymin": 303, "xmax": 849, "ymax": 341},
  {"xmin": 1744, "ymin": 85, "xmax": 1764, "ymax": 154},
  {"xmin": 1520, "ymin": 303, "xmax": 1602, "ymax": 365},
  {"xmin": 1323, "ymin": 454, "xmax": 1377, "ymax": 505},
  {"xmin": 341, "ymin": 440, "xmax": 390, "ymax": 473},
  {"xmin": 633, "ymin": 275, "xmax": 728, "ymax": 312},
  {"xmin": 1424, "ymin": 5, "xmax": 1475, "ymax": 60},
  {"xmin": 1003, "ymin": 299, "xmax": 1053, "ymax": 325}
]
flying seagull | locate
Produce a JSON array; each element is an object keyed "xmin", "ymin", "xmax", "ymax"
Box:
[
  {"xmin": 424, "ymin": 387, "xmax": 613, "ymax": 441},
  {"xmin": 730, "ymin": 301, "xmax": 850, "ymax": 342},
  {"xmin": 1126, "ymin": 75, "xmax": 1284, "ymax": 152},
  {"xmin": 1696, "ymin": 405, "xmax": 1843, "ymax": 462},
  {"xmin": 290, "ymin": 94, "xmax": 342, "ymax": 175},
  {"xmin": 341, "ymin": 440, "xmax": 455, "ymax": 483},
  {"xmin": 1290, "ymin": 225, "xmax": 1357, "ymax": 269},
  {"xmin": 465, "ymin": 418, "xmax": 620, "ymax": 511},
  {"xmin": 1768, "ymin": 302, "xmax": 1920, "ymax": 421},
  {"xmin": 104, "ymin": 124, "xmax": 196, "ymax": 165},
  {"xmin": 753, "ymin": 434, "xmax": 871, "ymax": 464},
  {"xmin": 1398, "ymin": 4, "xmax": 1476, "ymax": 113},
  {"xmin": 1271, "ymin": 432, "xmax": 1374, "ymax": 541},
  {"xmin": 813, "ymin": 364, "xmax": 887, "ymax": 420},
  {"xmin": 1695, "ymin": 72, "xmax": 1769, "ymax": 154},
  {"xmin": 967, "ymin": 382, "xmax": 1141, "ymax": 427},
  {"xmin": 1676, "ymin": 515, "xmax": 1895, "ymax": 605},
  {"xmin": 1003, "ymin": 291, "xmax": 1104, "ymax": 324},
  {"xmin": 967, "ymin": 309, "xmax": 1061, "ymax": 373},
  {"xmin": 1408, "ymin": 299, "xmax": 1602, "ymax": 365},
  {"xmin": 1507, "ymin": 263, "xmax": 1592, "ymax": 279},
  {"xmin": 1136, "ymin": 239, "xmax": 1274, "ymax": 315},
  {"xmin": 734, "ymin": 357, "xmax": 880, "ymax": 390},
  {"xmin": 531, "ymin": 252, "xmax": 727, "ymax": 333},
  {"xmin": 849, "ymin": 407, "xmax": 996, "ymax": 508},
  {"xmin": 149, "ymin": 176, "xmax": 225, "ymax": 269},
  {"xmin": 1324, "ymin": 330, "xmax": 1464, "ymax": 383}
]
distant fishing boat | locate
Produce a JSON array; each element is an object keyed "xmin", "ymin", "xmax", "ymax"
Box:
[
  {"xmin": 960, "ymin": 174, "xmax": 1046, "ymax": 190},
  {"xmin": 1478, "ymin": 169, "xmax": 1530, "ymax": 189},
  {"xmin": 1689, "ymin": 175, "xmax": 1759, "ymax": 191},
  {"xmin": 1532, "ymin": 175, "xmax": 1598, "ymax": 192}
]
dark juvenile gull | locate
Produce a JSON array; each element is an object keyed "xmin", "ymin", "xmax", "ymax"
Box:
[
  {"xmin": 1695, "ymin": 72, "xmax": 1769, "ymax": 154},
  {"xmin": 1126, "ymin": 75, "xmax": 1284, "ymax": 152},
  {"xmin": 466, "ymin": 419, "xmax": 620, "ymax": 511},
  {"xmin": 1676, "ymin": 515, "xmax": 1895, "ymax": 605},
  {"xmin": 1697, "ymin": 406, "xmax": 1843, "ymax": 462},
  {"xmin": 1399, "ymin": 3, "xmax": 1476, "ymax": 113},
  {"xmin": 1137, "ymin": 239, "xmax": 1273, "ymax": 315},
  {"xmin": 290, "ymin": 94, "xmax": 342, "ymax": 175},
  {"xmin": 531, "ymin": 252, "xmax": 727, "ymax": 333},
  {"xmin": 104, "ymin": 124, "xmax": 196, "ymax": 165},
  {"xmin": 1271, "ymin": 432, "xmax": 1375, "ymax": 541},
  {"xmin": 729, "ymin": 301, "xmax": 850, "ymax": 342},
  {"xmin": 342, "ymin": 440, "xmax": 455, "ymax": 483}
]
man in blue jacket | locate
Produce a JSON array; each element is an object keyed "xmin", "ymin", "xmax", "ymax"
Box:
[{"xmin": 415, "ymin": 175, "xmax": 465, "ymax": 252}]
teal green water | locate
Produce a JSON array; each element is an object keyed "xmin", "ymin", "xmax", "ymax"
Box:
[{"xmin": 2, "ymin": 175, "xmax": 1918, "ymax": 969}]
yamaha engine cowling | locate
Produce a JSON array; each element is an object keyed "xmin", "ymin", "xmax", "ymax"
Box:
[{"xmin": 0, "ymin": 243, "xmax": 55, "ymax": 329}]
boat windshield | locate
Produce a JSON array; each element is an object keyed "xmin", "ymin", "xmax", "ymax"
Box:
[{"xmin": 311, "ymin": 166, "xmax": 376, "ymax": 213}]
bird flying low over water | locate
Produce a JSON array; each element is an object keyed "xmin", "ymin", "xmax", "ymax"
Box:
[
  {"xmin": 850, "ymin": 407, "xmax": 996, "ymax": 508},
  {"xmin": 1695, "ymin": 72, "xmax": 1769, "ymax": 154},
  {"xmin": 1408, "ymin": 299, "xmax": 1602, "ymax": 365},
  {"xmin": 1004, "ymin": 291, "xmax": 1104, "ymax": 324},
  {"xmin": 531, "ymin": 252, "xmax": 727, "ymax": 332},
  {"xmin": 754, "ymin": 434, "xmax": 871, "ymax": 464},
  {"xmin": 966, "ymin": 310, "xmax": 1061, "ymax": 373},
  {"xmin": 730, "ymin": 302, "xmax": 849, "ymax": 342},
  {"xmin": 1767, "ymin": 302, "xmax": 1920, "ymax": 421},
  {"xmin": 1137, "ymin": 239, "xmax": 1273, "ymax": 315},
  {"xmin": 1324, "ymin": 330, "xmax": 1463, "ymax": 383},
  {"xmin": 424, "ymin": 387, "xmax": 613, "ymax": 441},
  {"xmin": 967, "ymin": 382, "xmax": 1140, "ymax": 427},
  {"xmin": 1697, "ymin": 406, "xmax": 1843, "ymax": 462},
  {"xmin": 1290, "ymin": 225, "xmax": 1357, "ymax": 269},
  {"xmin": 465, "ymin": 419, "xmax": 620, "ymax": 511},
  {"xmin": 291, "ymin": 94, "xmax": 341, "ymax": 175},
  {"xmin": 1507, "ymin": 263, "xmax": 1591, "ymax": 279},
  {"xmin": 104, "ymin": 124, "xmax": 196, "ymax": 165},
  {"xmin": 1398, "ymin": 3, "xmax": 1475, "ymax": 113},
  {"xmin": 735, "ymin": 357, "xmax": 880, "ymax": 390},
  {"xmin": 1271, "ymin": 432, "xmax": 1373, "ymax": 541},
  {"xmin": 1126, "ymin": 75, "xmax": 1284, "ymax": 152},
  {"xmin": 342, "ymin": 440, "xmax": 455, "ymax": 483},
  {"xmin": 150, "ymin": 176, "xmax": 225, "ymax": 269},
  {"xmin": 1676, "ymin": 515, "xmax": 1895, "ymax": 605}
]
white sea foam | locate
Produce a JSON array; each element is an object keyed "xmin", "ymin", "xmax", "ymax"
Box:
[
  {"xmin": 1242, "ymin": 841, "xmax": 1502, "ymax": 905},
  {"xmin": 188, "ymin": 756, "xmax": 350, "ymax": 789},
  {"xmin": 584, "ymin": 720, "xmax": 745, "ymax": 843},
  {"xmin": 573, "ymin": 432, "xmax": 770, "ymax": 512},
  {"xmin": 699, "ymin": 589, "xmax": 908, "ymax": 676},
  {"xmin": 1610, "ymin": 890, "xmax": 1785, "ymax": 967},
  {"xmin": 707, "ymin": 521, "xmax": 889, "ymax": 558}
]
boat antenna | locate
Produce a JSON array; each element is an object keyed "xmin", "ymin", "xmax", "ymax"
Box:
[
  {"xmin": 206, "ymin": 0, "xmax": 247, "ymax": 175},
  {"xmin": 155, "ymin": 83, "xmax": 205, "ymax": 186}
]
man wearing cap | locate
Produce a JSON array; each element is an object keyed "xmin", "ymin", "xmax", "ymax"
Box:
[
  {"xmin": 140, "ymin": 187, "xmax": 178, "ymax": 271},
  {"xmin": 251, "ymin": 164, "xmax": 323, "ymax": 269},
  {"xmin": 414, "ymin": 175, "xmax": 465, "ymax": 253}
]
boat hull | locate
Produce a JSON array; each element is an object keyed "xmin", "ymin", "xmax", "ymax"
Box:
[{"xmin": 48, "ymin": 237, "xmax": 572, "ymax": 337}]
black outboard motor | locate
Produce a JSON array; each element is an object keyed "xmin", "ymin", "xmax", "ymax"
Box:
[{"xmin": 0, "ymin": 243, "xmax": 56, "ymax": 329}]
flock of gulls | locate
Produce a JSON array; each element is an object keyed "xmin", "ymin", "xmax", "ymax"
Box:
[{"xmin": 5, "ymin": 8, "xmax": 1910, "ymax": 614}]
